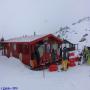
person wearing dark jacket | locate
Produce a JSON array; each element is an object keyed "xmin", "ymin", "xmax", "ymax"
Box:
[
  {"xmin": 60, "ymin": 46, "xmax": 62, "ymax": 59},
  {"xmin": 34, "ymin": 46, "xmax": 40, "ymax": 66},
  {"xmin": 61, "ymin": 47, "xmax": 68, "ymax": 71},
  {"xmin": 51, "ymin": 49, "xmax": 56, "ymax": 63}
]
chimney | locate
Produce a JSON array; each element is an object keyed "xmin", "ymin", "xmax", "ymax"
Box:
[{"xmin": 34, "ymin": 32, "xmax": 36, "ymax": 36}]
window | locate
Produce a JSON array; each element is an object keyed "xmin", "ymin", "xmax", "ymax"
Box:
[
  {"xmin": 38, "ymin": 45, "xmax": 45, "ymax": 57},
  {"xmin": 13, "ymin": 44, "xmax": 16, "ymax": 51},
  {"xmin": 52, "ymin": 44, "xmax": 58, "ymax": 50}
]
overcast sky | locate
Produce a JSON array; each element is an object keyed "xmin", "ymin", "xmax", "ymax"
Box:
[{"xmin": 0, "ymin": 0, "xmax": 90, "ymax": 39}]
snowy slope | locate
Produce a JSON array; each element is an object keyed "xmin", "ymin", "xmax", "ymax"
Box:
[
  {"xmin": 55, "ymin": 17, "xmax": 90, "ymax": 49},
  {"xmin": 0, "ymin": 55, "xmax": 90, "ymax": 90}
]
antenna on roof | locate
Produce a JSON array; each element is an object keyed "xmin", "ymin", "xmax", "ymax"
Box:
[{"xmin": 34, "ymin": 32, "xmax": 36, "ymax": 36}]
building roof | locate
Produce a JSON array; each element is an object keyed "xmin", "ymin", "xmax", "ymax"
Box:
[
  {"xmin": 63, "ymin": 39, "xmax": 76, "ymax": 45},
  {"xmin": 3, "ymin": 34, "xmax": 62, "ymax": 44},
  {"xmin": 5, "ymin": 35, "xmax": 44, "ymax": 42}
]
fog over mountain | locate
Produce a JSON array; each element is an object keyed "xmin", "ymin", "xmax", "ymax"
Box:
[
  {"xmin": 0, "ymin": 0, "xmax": 90, "ymax": 39},
  {"xmin": 55, "ymin": 17, "xmax": 90, "ymax": 49}
]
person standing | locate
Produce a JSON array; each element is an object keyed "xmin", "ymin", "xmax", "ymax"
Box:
[
  {"xmin": 83, "ymin": 47, "xmax": 89, "ymax": 63},
  {"xmin": 87, "ymin": 52, "xmax": 90, "ymax": 65},
  {"xmin": 61, "ymin": 46, "xmax": 68, "ymax": 71},
  {"xmin": 85, "ymin": 47, "xmax": 90, "ymax": 65},
  {"xmin": 51, "ymin": 49, "xmax": 56, "ymax": 64},
  {"xmin": 59, "ymin": 46, "xmax": 62, "ymax": 64},
  {"xmin": 78, "ymin": 52, "xmax": 83, "ymax": 65},
  {"xmin": 34, "ymin": 46, "xmax": 40, "ymax": 66}
]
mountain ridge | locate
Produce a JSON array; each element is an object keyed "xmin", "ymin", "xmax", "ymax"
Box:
[{"xmin": 54, "ymin": 16, "xmax": 90, "ymax": 49}]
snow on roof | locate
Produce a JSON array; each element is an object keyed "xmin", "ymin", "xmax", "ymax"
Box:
[
  {"xmin": 4, "ymin": 34, "xmax": 60, "ymax": 43},
  {"xmin": 4, "ymin": 34, "xmax": 48, "ymax": 43},
  {"xmin": 64, "ymin": 39, "xmax": 77, "ymax": 45}
]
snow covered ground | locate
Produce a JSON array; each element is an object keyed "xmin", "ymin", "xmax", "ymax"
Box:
[{"xmin": 0, "ymin": 52, "xmax": 90, "ymax": 90}]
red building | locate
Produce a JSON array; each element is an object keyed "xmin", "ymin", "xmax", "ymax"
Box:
[{"xmin": 2, "ymin": 34, "xmax": 62, "ymax": 69}]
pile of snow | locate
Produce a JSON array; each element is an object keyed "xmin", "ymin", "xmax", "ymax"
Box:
[
  {"xmin": 0, "ymin": 54, "xmax": 90, "ymax": 90},
  {"xmin": 0, "ymin": 50, "xmax": 2, "ymax": 56}
]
